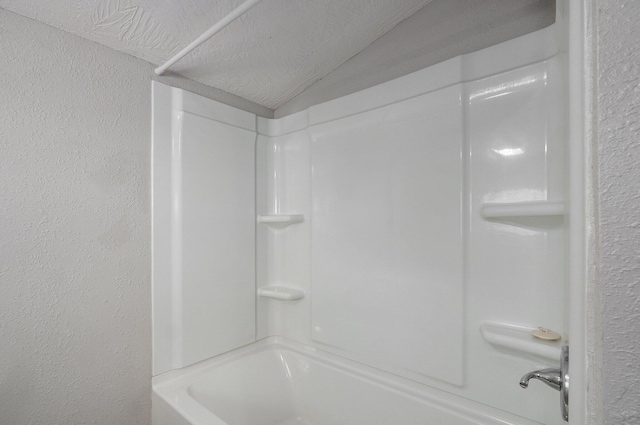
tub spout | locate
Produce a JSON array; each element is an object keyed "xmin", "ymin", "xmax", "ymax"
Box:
[{"xmin": 519, "ymin": 368, "xmax": 561, "ymax": 391}]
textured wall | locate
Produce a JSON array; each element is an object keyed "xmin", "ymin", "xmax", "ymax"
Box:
[
  {"xmin": 0, "ymin": 8, "xmax": 152, "ymax": 425},
  {"xmin": 0, "ymin": 0, "xmax": 431, "ymax": 109},
  {"xmin": 0, "ymin": 9, "xmax": 264, "ymax": 424},
  {"xmin": 597, "ymin": 0, "xmax": 640, "ymax": 423},
  {"xmin": 275, "ymin": 0, "xmax": 555, "ymax": 118}
]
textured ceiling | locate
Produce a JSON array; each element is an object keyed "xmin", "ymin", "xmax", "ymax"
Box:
[{"xmin": 0, "ymin": 0, "xmax": 432, "ymax": 108}]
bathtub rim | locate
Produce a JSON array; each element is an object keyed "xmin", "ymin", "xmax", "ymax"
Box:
[{"xmin": 153, "ymin": 336, "xmax": 540, "ymax": 425}]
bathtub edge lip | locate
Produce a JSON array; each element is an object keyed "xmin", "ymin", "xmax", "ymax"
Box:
[{"xmin": 153, "ymin": 336, "xmax": 542, "ymax": 425}]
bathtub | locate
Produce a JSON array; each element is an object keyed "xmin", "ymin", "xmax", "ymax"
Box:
[{"xmin": 152, "ymin": 337, "xmax": 537, "ymax": 425}]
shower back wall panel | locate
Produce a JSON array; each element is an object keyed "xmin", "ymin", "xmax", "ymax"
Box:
[{"xmin": 309, "ymin": 85, "xmax": 464, "ymax": 386}]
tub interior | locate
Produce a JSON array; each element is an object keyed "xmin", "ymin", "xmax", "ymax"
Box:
[
  {"xmin": 187, "ymin": 350, "xmax": 298, "ymax": 425},
  {"xmin": 152, "ymin": 14, "xmax": 577, "ymax": 425},
  {"xmin": 156, "ymin": 339, "xmax": 540, "ymax": 425}
]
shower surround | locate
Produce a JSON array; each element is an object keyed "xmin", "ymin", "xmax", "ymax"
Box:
[{"xmin": 152, "ymin": 21, "xmax": 584, "ymax": 425}]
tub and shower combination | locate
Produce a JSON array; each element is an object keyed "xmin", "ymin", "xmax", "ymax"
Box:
[{"xmin": 152, "ymin": 8, "xmax": 586, "ymax": 425}]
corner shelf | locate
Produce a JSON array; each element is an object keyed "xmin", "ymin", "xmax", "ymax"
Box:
[
  {"xmin": 257, "ymin": 214, "xmax": 305, "ymax": 229},
  {"xmin": 480, "ymin": 321, "xmax": 562, "ymax": 361},
  {"xmin": 258, "ymin": 286, "xmax": 305, "ymax": 301},
  {"xmin": 480, "ymin": 201, "xmax": 565, "ymax": 219}
]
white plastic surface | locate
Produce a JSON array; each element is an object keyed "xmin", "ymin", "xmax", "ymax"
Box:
[
  {"xmin": 153, "ymin": 338, "xmax": 541, "ymax": 425},
  {"xmin": 177, "ymin": 111, "xmax": 256, "ymax": 368},
  {"xmin": 309, "ymin": 85, "xmax": 465, "ymax": 387},
  {"xmin": 154, "ymin": 25, "xmax": 571, "ymax": 425},
  {"xmin": 152, "ymin": 84, "xmax": 257, "ymax": 374},
  {"xmin": 255, "ymin": 127, "xmax": 312, "ymax": 342},
  {"xmin": 252, "ymin": 27, "xmax": 567, "ymax": 425},
  {"xmin": 480, "ymin": 322, "xmax": 562, "ymax": 361}
]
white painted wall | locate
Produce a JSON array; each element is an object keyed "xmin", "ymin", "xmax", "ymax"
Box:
[
  {"xmin": 0, "ymin": 8, "xmax": 267, "ymax": 424},
  {"xmin": 596, "ymin": 0, "xmax": 640, "ymax": 423}
]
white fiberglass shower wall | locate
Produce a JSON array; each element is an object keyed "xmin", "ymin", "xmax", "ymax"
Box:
[{"xmin": 152, "ymin": 19, "xmax": 584, "ymax": 425}]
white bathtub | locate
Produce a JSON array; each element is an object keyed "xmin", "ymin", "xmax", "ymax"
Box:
[{"xmin": 152, "ymin": 337, "xmax": 537, "ymax": 425}]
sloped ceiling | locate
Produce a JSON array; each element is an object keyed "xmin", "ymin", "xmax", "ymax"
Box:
[{"xmin": 0, "ymin": 0, "xmax": 432, "ymax": 108}]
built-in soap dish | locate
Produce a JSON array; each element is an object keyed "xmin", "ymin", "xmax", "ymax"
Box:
[
  {"xmin": 257, "ymin": 286, "xmax": 305, "ymax": 301},
  {"xmin": 480, "ymin": 321, "xmax": 562, "ymax": 361},
  {"xmin": 257, "ymin": 214, "xmax": 304, "ymax": 229}
]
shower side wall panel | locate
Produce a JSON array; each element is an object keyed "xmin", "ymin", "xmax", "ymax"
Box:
[
  {"xmin": 464, "ymin": 58, "xmax": 567, "ymax": 424},
  {"xmin": 152, "ymin": 83, "xmax": 258, "ymax": 374},
  {"xmin": 178, "ymin": 112, "xmax": 257, "ymax": 368}
]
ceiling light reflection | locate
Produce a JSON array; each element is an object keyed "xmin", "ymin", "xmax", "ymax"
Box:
[
  {"xmin": 469, "ymin": 76, "xmax": 538, "ymax": 101},
  {"xmin": 492, "ymin": 147, "xmax": 524, "ymax": 157}
]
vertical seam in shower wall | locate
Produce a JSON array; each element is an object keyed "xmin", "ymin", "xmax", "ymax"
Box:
[
  {"xmin": 306, "ymin": 126, "xmax": 314, "ymax": 345},
  {"xmin": 254, "ymin": 114, "xmax": 258, "ymax": 340},
  {"xmin": 253, "ymin": 126, "xmax": 259, "ymax": 342},
  {"xmin": 171, "ymin": 108, "xmax": 184, "ymax": 369},
  {"xmin": 460, "ymin": 79, "xmax": 471, "ymax": 386}
]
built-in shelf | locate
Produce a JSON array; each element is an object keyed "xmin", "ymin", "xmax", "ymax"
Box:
[
  {"xmin": 257, "ymin": 214, "xmax": 305, "ymax": 228},
  {"xmin": 258, "ymin": 286, "xmax": 305, "ymax": 301},
  {"xmin": 480, "ymin": 321, "xmax": 562, "ymax": 361},
  {"xmin": 480, "ymin": 201, "xmax": 565, "ymax": 219}
]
